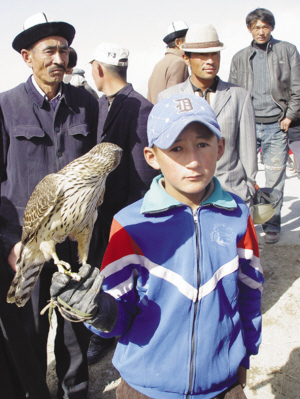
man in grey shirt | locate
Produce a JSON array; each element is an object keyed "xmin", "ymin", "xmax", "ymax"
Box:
[{"xmin": 229, "ymin": 8, "xmax": 300, "ymax": 244}]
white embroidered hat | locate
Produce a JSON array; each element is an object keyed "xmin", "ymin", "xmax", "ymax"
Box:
[
  {"xmin": 163, "ymin": 21, "xmax": 188, "ymax": 44},
  {"xmin": 180, "ymin": 23, "xmax": 226, "ymax": 53},
  {"xmin": 12, "ymin": 12, "xmax": 75, "ymax": 53}
]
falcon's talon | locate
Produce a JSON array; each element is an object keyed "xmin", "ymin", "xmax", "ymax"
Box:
[
  {"xmin": 55, "ymin": 262, "xmax": 81, "ymax": 281},
  {"xmin": 68, "ymin": 271, "xmax": 81, "ymax": 282},
  {"xmin": 54, "ymin": 259, "xmax": 71, "ymax": 271}
]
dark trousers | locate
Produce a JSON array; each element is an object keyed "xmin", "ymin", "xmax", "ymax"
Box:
[
  {"xmin": 18, "ymin": 266, "xmax": 91, "ymax": 399},
  {"xmin": 0, "ymin": 254, "xmax": 50, "ymax": 399},
  {"xmin": 116, "ymin": 379, "xmax": 247, "ymax": 399}
]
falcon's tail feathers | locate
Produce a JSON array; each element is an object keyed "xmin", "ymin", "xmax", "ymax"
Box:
[{"xmin": 6, "ymin": 255, "xmax": 44, "ymax": 307}]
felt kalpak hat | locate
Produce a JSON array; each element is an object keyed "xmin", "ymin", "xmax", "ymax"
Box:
[
  {"xmin": 13, "ymin": 12, "xmax": 75, "ymax": 53},
  {"xmin": 163, "ymin": 21, "xmax": 188, "ymax": 44},
  {"xmin": 180, "ymin": 23, "xmax": 225, "ymax": 53}
]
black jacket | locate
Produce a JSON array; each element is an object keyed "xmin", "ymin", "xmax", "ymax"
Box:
[{"xmin": 91, "ymin": 83, "xmax": 158, "ymax": 264}]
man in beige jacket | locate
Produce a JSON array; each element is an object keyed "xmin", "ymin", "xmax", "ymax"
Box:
[{"xmin": 147, "ymin": 21, "xmax": 189, "ymax": 104}]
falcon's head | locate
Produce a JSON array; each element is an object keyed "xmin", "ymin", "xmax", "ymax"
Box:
[{"xmin": 88, "ymin": 142, "xmax": 123, "ymax": 175}]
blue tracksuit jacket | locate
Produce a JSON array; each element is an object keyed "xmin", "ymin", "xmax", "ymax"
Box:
[{"xmin": 87, "ymin": 175, "xmax": 264, "ymax": 399}]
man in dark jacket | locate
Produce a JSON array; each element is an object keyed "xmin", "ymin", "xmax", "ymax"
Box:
[
  {"xmin": 0, "ymin": 12, "xmax": 99, "ymax": 399},
  {"xmin": 229, "ymin": 8, "xmax": 300, "ymax": 244},
  {"xmin": 87, "ymin": 42, "xmax": 158, "ymax": 363}
]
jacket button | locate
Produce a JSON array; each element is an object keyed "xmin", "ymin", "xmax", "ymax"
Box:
[
  {"xmin": 57, "ymin": 151, "xmax": 63, "ymax": 157},
  {"xmin": 55, "ymin": 127, "xmax": 60, "ymax": 132}
]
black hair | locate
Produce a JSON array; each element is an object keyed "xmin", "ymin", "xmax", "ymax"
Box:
[
  {"xmin": 67, "ymin": 47, "xmax": 77, "ymax": 68},
  {"xmin": 101, "ymin": 63, "xmax": 128, "ymax": 80},
  {"xmin": 168, "ymin": 36, "xmax": 185, "ymax": 49},
  {"xmin": 246, "ymin": 8, "xmax": 275, "ymax": 29}
]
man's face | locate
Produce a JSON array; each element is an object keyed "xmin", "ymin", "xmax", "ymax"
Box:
[
  {"xmin": 22, "ymin": 36, "xmax": 69, "ymax": 87},
  {"xmin": 248, "ymin": 19, "xmax": 273, "ymax": 44},
  {"xmin": 183, "ymin": 52, "xmax": 220, "ymax": 84},
  {"xmin": 144, "ymin": 122, "xmax": 225, "ymax": 208}
]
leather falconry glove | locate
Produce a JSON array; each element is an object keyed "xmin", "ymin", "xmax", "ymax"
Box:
[{"xmin": 42, "ymin": 264, "xmax": 118, "ymax": 333}]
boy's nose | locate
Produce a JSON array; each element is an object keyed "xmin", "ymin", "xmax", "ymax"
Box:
[{"xmin": 186, "ymin": 159, "xmax": 199, "ymax": 168}]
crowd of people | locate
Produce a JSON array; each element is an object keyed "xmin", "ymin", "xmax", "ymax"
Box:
[{"xmin": 0, "ymin": 7, "xmax": 299, "ymax": 399}]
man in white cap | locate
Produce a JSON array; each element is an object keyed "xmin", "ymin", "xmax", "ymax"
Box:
[
  {"xmin": 86, "ymin": 43, "xmax": 158, "ymax": 364},
  {"xmin": 0, "ymin": 12, "xmax": 99, "ymax": 399},
  {"xmin": 147, "ymin": 21, "xmax": 189, "ymax": 104},
  {"xmin": 158, "ymin": 23, "xmax": 257, "ymax": 211}
]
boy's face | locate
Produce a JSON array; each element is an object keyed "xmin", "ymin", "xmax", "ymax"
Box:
[{"xmin": 144, "ymin": 122, "xmax": 225, "ymax": 209}]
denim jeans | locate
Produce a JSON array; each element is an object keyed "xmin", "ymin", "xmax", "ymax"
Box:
[{"xmin": 256, "ymin": 122, "xmax": 288, "ymax": 233}]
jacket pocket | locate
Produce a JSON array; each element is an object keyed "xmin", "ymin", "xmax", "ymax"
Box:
[
  {"xmin": 12, "ymin": 126, "xmax": 45, "ymax": 139},
  {"xmin": 68, "ymin": 123, "xmax": 90, "ymax": 137}
]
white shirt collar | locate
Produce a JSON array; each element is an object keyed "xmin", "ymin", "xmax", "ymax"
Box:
[{"xmin": 31, "ymin": 75, "xmax": 62, "ymax": 106}]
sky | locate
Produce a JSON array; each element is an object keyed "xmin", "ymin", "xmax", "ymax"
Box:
[{"xmin": 1, "ymin": 0, "xmax": 300, "ymax": 98}]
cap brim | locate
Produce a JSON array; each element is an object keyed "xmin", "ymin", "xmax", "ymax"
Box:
[
  {"xmin": 153, "ymin": 117, "xmax": 221, "ymax": 150},
  {"xmin": 12, "ymin": 21, "xmax": 75, "ymax": 53}
]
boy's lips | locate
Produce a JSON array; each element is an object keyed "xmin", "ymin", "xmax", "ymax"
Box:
[{"xmin": 185, "ymin": 174, "xmax": 202, "ymax": 180}]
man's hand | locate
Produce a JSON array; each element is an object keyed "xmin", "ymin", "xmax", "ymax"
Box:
[
  {"xmin": 8, "ymin": 242, "xmax": 21, "ymax": 272},
  {"xmin": 238, "ymin": 365, "xmax": 247, "ymax": 388},
  {"xmin": 280, "ymin": 117, "xmax": 292, "ymax": 132},
  {"xmin": 48, "ymin": 264, "xmax": 118, "ymax": 332}
]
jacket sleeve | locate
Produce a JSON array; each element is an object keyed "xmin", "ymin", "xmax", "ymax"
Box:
[
  {"xmin": 86, "ymin": 218, "xmax": 143, "ymax": 338},
  {"xmin": 237, "ymin": 216, "xmax": 264, "ymax": 368},
  {"xmin": 228, "ymin": 55, "xmax": 238, "ymax": 85},
  {"xmin": 0, "ymin": 107, "xmax": 8, "ymax": 187},
  {"xmin": 166, "ymin": 61, "xmax": 189, "ymax": 89},
  {"xmin": 127, "ymin": 101, "xmax": 158, "ymax": 206},
  {"xmin": 238, "ymin": 90, "xmax": 257, "ymax": 193},
  {"xmin": 0, "ymin": 106, "xmax": 22, "ymax": 259},
  {"xmin": 88, "ymin": 94, "xmax": 99, "ymax": 147},
  {"xmin": 285, "ymin": 45, "xmax": 300, "ymax": 121}
]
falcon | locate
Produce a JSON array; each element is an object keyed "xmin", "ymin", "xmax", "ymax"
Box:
[{"xmin": 7, "ymin": 142, "xmax": 122, "ymax": 307}]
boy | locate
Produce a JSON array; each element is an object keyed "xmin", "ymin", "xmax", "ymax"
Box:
[{"xmin": 51, "ymin": 94, "xmax": 263, "ymax": 399}]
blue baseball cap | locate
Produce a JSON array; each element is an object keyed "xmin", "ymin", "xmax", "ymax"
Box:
[{"xmin": 147, "ymin": 94, "xmax": 222, "ymax": 149}]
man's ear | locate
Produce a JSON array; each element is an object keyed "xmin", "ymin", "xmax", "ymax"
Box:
[
  {"xmin": 175, "ymin": 38, "xmax": 182, "ymax": 49},
  {"xmin": 217, "ymin": 137, "xmax": 225, "ymax": 161},
  {"xmin": 21, "ymin": 49, "xmax": 33, "ymax": 68},
  {"xmin": 144, "ymin": 147, "xmax": 161, "ymax": 170},
  {"xmin": 182, "ymin": 53, "xmax": 190, "ymax": 66},
  {"xmin": 98, "ymin": 63, "xmax": 104, "ymax": 78}
]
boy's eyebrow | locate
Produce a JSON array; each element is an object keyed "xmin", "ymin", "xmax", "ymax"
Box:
[{"xmin": 173, "ymin": 133, "xmax": 213, "ymax": 143}]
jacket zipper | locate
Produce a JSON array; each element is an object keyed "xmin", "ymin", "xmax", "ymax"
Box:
[
  {"xmin": 266, "ymin": 43, "xmax": 284, "ymax": 114},
  {"xmin": 187, "ymin": 208, "xmax": 201, "ymax": 398},
  {"xmin": 249, "ymin": 45, "xmax": 283, "ymax": 114}
]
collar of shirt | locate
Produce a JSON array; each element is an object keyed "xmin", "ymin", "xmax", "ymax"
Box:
[
  {"xmin": 31, "ymin": 75, "xmax": 62, "ymax": 108},
  {"xmin": 191, "ymin": 76, "xmax": 218, "ymax": 97},
  {"xmin": 106, "ymin": 83, "xmax": 130, "ymax": 110}
]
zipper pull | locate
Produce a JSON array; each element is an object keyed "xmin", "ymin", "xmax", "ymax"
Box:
[{"xmin": 193, "ymin": 208, "xmax": 198, "ymax": 223}]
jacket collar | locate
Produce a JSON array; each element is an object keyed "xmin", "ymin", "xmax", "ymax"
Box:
[
  {"xmin": 165, "ymin": 48, "xmax": 184, "ymax": 57},
  {"xmin": 179, "ymin": 77, "xmax": 231, "ymax": 123},
  {"xmin": 25, "ymin": 75, "xmax": 68, "ymax": 108},
  {"xmin": 250, "ymin": 36, "xmax": 275, "ymax": 56},
  {"xmin": 212, "ymin": 78, "xmax": 231, "ymax": 117},
  {"xmin": 141, "ymin": 175, "xmax": 237, "ymax": 214},
  {"xmin": 101, "ymin": 83, "xmax": 133, "ymax": 134}
]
